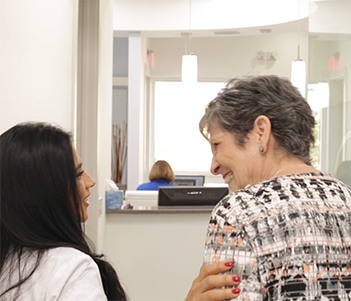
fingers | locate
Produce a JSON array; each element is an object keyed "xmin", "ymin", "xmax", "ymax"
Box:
[
  {"xmin": 185, "ymin": 262, "xmax": 241, "ymax": 301},
  {"xmin": 197, "ymin": 261, "xmax": 234, "ymax": 282},
  {"xmin": 202, "ymin": 287, "xmax": 241, "ymax": 301},
  {"xmin": 199, "ymin": 273, "xmax": 240, "ymax": 294}
]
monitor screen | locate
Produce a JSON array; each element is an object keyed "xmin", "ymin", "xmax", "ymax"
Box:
[
  {"xmin": 158, "ymin": 186, "xmax": 229, "ymax": 206},
  {"xmin": 174, "ymin": 175, "xmax": 205, "ymax": 186}
]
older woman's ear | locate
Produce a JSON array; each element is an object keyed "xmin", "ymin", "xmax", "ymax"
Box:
[{"xmin": 253, "ymin": 115, "xmax": 272, "ymax": 150}]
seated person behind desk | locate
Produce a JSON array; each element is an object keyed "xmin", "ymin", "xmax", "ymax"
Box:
[{"xmin": 137, "ymin": 160, "xmax": 175, "ymax": 190}]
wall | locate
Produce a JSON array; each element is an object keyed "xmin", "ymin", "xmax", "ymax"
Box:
[
  {"xmin": 112, "ymin": 38, "xmax": 129, "ymax": 185},
  {"xmin": 0, "ymin": 0, "xmax": 78, "ymax": 134},
  {"xmin": 1, "ymin": 0, "xmax": 114, "ymax": 252},
  {"xmin": 149, "ymin": 33, "xmax": 307, "ymax": 80},
  {"xmin": 75, "ymin": 0, "xmax": 115, "ymax": 251},
  {"xmin": 105, "ymin": 211, "xmax": 211, "ymax": 301}
]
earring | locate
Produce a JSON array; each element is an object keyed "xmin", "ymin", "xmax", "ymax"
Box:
[{"xmin": 259, "ymin": 145, "xmax": 264, "ymax": 153}]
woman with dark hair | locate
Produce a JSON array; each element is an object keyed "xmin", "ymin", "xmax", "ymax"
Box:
[
  {"xmin": 199, "ymin": 75, "xmax": 351, "ymax": 300},
  {"xmin": 0, "ymin": 122, "xmax": 127, "ymax": 300},
  {"xmin": 0, "ymin": 122, "xmax": 241, "ymax": 301}
]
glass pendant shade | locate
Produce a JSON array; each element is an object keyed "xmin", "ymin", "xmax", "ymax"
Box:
[
  {"xmin": 182, "ymin": 54, "xmax": 198, "ymax": 83},
  {"xmin": 291, "ymin": 58, "xmax": 306, "ymax": 97}
]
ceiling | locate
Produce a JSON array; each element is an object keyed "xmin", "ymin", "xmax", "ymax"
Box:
[{"xmin": 113, "ymin": 0, "xmax": 351, "ymax": 41}]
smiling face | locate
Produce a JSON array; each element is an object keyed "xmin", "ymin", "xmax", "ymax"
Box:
[
  {"xmin": 73, "ymin": 148, "xmax": 96, "ymax": 222},
  {"xmin": 209, "ymin": 124, "xmax": 260, "ymax": 191}
]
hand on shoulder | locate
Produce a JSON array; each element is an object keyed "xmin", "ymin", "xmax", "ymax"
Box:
[{"xmin": 185, "ymin": 261, "xmax": 241, "ymax": 301}]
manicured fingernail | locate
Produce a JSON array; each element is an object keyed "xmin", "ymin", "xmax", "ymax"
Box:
[
  {"xmin": 224, "ymin": 261, "xmax": 233, "ymax": 267},
  {"xmin": 232, "ymin": 276, "xmax": 241, "ymax": 282},
  {"xmin": 232, "ymin": 288, "xmax": 240, "ymax": 294}
]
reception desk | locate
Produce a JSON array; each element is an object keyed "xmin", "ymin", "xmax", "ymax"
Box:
[
  {"xmin": 105, "ymin": 206, "xmax": 214, "ymax": 301},
  {"xmin": 106, "ymin": 205, "xmax": 214, "ymax": 214}
]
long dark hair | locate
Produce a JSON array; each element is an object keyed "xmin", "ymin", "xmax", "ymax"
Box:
[{"xmin": 0, "ymin": 122, "xmax": 127, "ymax": 300}]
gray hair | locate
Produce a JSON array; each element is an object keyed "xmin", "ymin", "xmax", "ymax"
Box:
[{"xmin": 199, "ymin": 75, "xmax": 316, "ymax": 164}]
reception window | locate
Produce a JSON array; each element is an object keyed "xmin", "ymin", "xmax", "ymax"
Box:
[{"xmin": 154, "ymin": 81, "xmax": 225, "ymax": 172}]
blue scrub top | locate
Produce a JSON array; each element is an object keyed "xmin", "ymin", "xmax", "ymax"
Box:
[{"xmin": 136, "ymin": 179, "xmax": 174, "ymax": 191}]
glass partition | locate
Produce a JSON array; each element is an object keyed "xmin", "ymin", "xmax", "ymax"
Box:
[{"xmin": 308, "ymin": 0, "xmax": 351, "ymax": 177}]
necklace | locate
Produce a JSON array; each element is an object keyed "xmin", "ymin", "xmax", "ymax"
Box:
[{"xmin": 272, "ymin": 164, "xmax": 315, "ymax": 178}]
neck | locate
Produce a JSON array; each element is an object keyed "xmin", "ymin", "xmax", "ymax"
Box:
[{"xmin": 272, "ymin": 161, "xmax": 316, "ymax": 178}]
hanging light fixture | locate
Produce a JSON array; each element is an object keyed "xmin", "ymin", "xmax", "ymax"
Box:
[
  {"xmin": 181, "ymin": 0, "xmax": 197, "ymax": 83},
  {"xmin": 291, "ymin": 0, "xmax": 306, "ymax": 97},
  {"xmin": 291, "ymin": 45, "xmax": 306, "ymax": 97}
]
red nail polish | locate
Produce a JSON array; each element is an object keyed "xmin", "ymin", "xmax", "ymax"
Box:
[
  {"xmin": 232, "ymin": 288, "xmax": 240, "ymax": 294},
  {"xmin": 232, "ymin": 276, "xmax": 241, "ymax": 282},
  {"xmin": 224, "ymin": 261, "xmax": 233, "ymax": 267}
]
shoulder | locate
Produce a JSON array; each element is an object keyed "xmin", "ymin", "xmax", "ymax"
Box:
[
  {"xmin": 137, "ymin": 181, "xmax": 160, "ymax": 190},
  {"xmin": 36, "ymin": 247, "xmax": 107, "ymax": 300},
  {"xmin": 1, "ymin": 247, "xmax": 107, "ymax": 300},
  {"xmin": 43, "ymin": 247, "xmax": 102, "ymax": 280},
  {"xmin": 45, "ymin": 247, "xmax": 94, "ymax": 266},
  {"xmin": 210, "ymin": 179, "xmax": 280, "ymax": 227},
  {"xmin": 210, "ymin": 190, "xmax": 255, "ymax": 224},
  {"xmin": 137, "ymin": 182, "xmax": 152, "ymax": 190}
]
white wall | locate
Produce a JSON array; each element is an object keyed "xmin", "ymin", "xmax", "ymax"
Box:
[
  {"xmin": 149, "ymin": 33, "xmax": 308, "ymax": 80},
  {"xmin": 1, "ymin": 0, "xmax": 114, "ymax": 253},
  {"xmin": 105, "ymin": 212, "xmax": 211, "ymax": 301},
  {"xmin": 309, "ymin": 0, "xmax": 351, "ymax": 35},
  {"xmin": 0, "ymin": 0, "xmax": 78, "ymax": 134}
]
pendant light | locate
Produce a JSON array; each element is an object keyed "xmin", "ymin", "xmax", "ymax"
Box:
[
  {"xmin": 291, "ymin": 0, "xmax": 306, "ymax": 97},
  {"xmin": 291, "ymin": 45, "xmax": 306, "ymax": 97},
  {"xmin": 181, "ymin": 0, "xmax": 197, "ymax": 83}
]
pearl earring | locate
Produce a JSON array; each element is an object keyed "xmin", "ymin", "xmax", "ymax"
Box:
[{"xmin": 259, "ymin": 145, "xmax": 264, "ymax": 153}]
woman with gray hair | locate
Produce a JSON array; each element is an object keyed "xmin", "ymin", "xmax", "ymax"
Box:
[{"xmin": 199, "ymin": 75, "xmax": 351, "ymax": 300}]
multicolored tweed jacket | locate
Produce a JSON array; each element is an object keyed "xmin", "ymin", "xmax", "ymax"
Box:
[{"xmin": 204, "ymin": 172, "xmax": 351, "ymax": 301}]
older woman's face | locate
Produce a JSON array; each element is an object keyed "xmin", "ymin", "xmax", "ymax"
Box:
[
  {"xmin": 209, "ymin": 125, "xmax": 259, "ymax": 191},
  {"xmin": 73, "ymin": 148, "xmax": 96, "ymax": 222}
]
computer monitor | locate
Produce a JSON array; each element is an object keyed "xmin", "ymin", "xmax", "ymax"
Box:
[
  {"xmin": 158, "ymin": 186, "xmax": 229, "ymax": 206},
  {"xmin": 174, "ymin": 175, "xmax": 205, "ymax": 186}
]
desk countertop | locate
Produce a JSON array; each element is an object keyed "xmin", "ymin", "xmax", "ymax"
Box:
[{"xmin": 106, "ymin": 205, "xmax": 214, "ymax": 214}]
